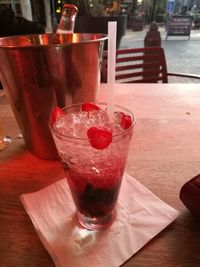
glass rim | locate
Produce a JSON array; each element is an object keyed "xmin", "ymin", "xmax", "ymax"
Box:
[{"xmin": 50, "ymin": 102, "xmax": 136, "ymax": 141}]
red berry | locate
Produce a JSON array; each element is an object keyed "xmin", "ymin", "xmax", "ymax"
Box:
[
  {"xmin": 50, "ymin": 107, "xmax": 64, "ymax": 126},
  {"xmin": 82, "ymin": 102, "xmax": 100, "ymax": 112},
  {"xmin": 87, "ymin": 127, "xmax": 113, "ymax": 149},
  {"xmin": 121, "ymin": 113, "xmax": 132, "ymax": 129}
]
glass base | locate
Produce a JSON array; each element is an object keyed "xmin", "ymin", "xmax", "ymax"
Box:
[
  {"xmin": 0, "ymin": 136, "xmax": 12, "ymax": 151},
  {"xmin": 77, "ymin": 210, "xmax": 116, "ymax": 231}
]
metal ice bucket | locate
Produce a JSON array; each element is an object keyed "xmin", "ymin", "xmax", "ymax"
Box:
[{"xmin": 0, "ymin": 33, "xmax": 107, "ymax": 160}]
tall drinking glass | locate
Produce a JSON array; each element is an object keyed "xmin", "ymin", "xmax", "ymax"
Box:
[
  {"xmin": 0, "ymin": 118, "xmax": 11, "ymax": 151},
  {"xmin": 50, "ymin": 103, "xmax": 135, "ymax": 230},
  {"xmin": 0, "ymin": 92, "xmax": 11, "ymax": 151}
]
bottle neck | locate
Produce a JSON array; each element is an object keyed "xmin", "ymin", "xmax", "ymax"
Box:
[
  {"xmin": 56, "ymin": 4, "xmax": 78, "ymax": 34},
  {"xmin": 57, "ymin": 16, "xmax": 76, "ymax": 33}
]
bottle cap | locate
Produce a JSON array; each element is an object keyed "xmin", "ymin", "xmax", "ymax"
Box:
[{"xmin": 62, "ymin": 4, "xmax": 78, "ymax": 16}]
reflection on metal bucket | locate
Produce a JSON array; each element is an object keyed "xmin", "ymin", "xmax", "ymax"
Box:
[{"xmin": 0, "ymin": 33, "xmax": 107, "ymax": 160}]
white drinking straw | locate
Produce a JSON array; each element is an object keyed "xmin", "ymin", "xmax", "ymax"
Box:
[{"xmin": 107, "ymin": 21, "xmax": 117, "ymax": 119}]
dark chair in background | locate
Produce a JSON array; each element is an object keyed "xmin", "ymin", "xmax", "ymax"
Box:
[
  {"xmin": 0, "ymin": 4, "xmax": 45, "ymax": 38},
  {"xmin": 101, "ymin": 47, "xmax": 200, "ymax": 83}
]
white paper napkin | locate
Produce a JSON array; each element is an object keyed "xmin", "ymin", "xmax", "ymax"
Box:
[{"xmin": 20, "ymin": 173, "xmax": 179, "ymax": 267}]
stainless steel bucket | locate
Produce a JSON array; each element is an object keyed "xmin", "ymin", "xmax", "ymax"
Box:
[{"xmin": 0, "ymin": 33, "xmax": 107, "ymax": 160}]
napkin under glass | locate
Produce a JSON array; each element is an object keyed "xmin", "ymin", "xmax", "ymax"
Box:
[{"xmin": 20, "ymin": 172, "xmax": 179, "ymax": 267}]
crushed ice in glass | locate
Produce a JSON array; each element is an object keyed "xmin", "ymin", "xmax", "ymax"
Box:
[{"xmin": 54, "ymin": 108, "xmax": 125, "ymax": 138}]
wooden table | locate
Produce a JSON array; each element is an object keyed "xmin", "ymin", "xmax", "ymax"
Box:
[{"xmin": 1, "ymin": 84, "xmax": 200, "ymax": 267}]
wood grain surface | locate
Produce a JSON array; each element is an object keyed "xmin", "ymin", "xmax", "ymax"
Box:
[{"xmin": 1, "ymin": 84, "xmax": 200, "ymax": 267}]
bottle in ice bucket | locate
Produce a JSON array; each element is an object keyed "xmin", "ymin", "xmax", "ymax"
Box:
[{"xmin": 56, "ymin": 4, "xmax": 78, "ymax": 34}]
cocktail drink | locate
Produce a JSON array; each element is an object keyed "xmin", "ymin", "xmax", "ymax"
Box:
[{"xmin": 50, "ymin": 103, "xmax": 135, "ymax": 230}]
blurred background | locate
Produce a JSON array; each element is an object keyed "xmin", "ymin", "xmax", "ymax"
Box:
[{"xmin": 1, "ymin": 0, "xmax": 200, "ymax": 33}]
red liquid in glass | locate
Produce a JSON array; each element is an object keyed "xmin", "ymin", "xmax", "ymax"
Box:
[{"xmin": 63, "ymin": 161, "xmax": 125, "ymax": 217}]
